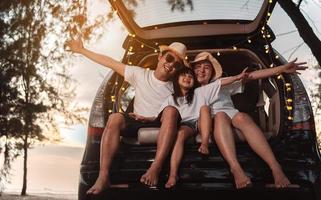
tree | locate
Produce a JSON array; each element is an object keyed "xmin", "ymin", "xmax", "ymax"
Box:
[
  {"xmin": 277, "ymin": 0, "xmax": 321, "ymax": 66},
  {"xmin": 0, "ymin": 0, "xmax": 113, "ymax": 195}
]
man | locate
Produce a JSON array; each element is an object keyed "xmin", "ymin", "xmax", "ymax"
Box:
[{"xmin": 66, "ymin": 38, "xmax": 187, "ymax": 194}]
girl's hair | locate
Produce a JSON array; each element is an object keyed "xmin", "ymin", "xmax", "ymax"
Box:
[{"xmin": 172, "ymin": 67, "xmax": 197, "ymax": 106}]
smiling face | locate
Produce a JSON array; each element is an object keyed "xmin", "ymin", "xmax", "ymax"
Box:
[
  {"xmin": 193, "ymin": 60, "xmax": 214, "ymax": 86},
  {"xmin": 178, "ymin": 72, "xmax": 195, "ymax": 92},
  {"xmin": 156, "ymin": 51, "xmax": 183, "ymax": 80}
]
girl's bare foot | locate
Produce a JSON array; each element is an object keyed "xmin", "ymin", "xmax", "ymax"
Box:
[
  {"xmin": 231, "ymin": 168, "xmax": 252, "ymax": 189},
  {"xmin": 198, "ymin": 143, "xmax": 209, "ymax": 155},
  {"xmin": 272, "ymin": 167, "xmax": 291, "ymax": 188},
  {"xmin": 165, "ymin": 175, "xmax": 178, "ymax": 188},
  {"xmin": 86, "ymin": 174, "xmax": 110, "ymax": 195}
]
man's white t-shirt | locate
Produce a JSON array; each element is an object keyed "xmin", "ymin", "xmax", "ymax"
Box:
[
  {"xmin": 209, "ymin": 78, "xmax": 244, "ymax": 119},
  {"xmin": 124, "ymin": 65, "xmax": 173, "ymax": 118},
  {"xmin": 159, "ymin": 79, "xmax": 221, "ymax": 122}
]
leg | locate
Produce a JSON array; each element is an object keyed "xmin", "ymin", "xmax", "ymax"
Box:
[
  {"xmin": 140, "ymin": 106, "xmax": 179, "ymax": 186},
  {"xmin": 87, "ymin": 113, "xmax": 126, "ymax": 194},
  {"xmin": 165, "ymin": 126, "xmax": 194, "ymax": 188},
  {"xmin": 232, "ymin": 112, "xmax": 290, "ymax": 188},
  {"xmin": 213, "ymin": 112, "xmax": 251, "ymax": 189},
  {"xmin": 198, "ymin": 105, "xmax": 211, "ymax": 155}
]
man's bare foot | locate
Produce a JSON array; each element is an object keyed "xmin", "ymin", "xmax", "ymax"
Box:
[
  {"xmin": 140, "ymin": 165, "xmax": 161, "ymax": 186},
  {"xmin": 231, "ymin": 168, "xmax": 252, "ymax": 189},
  {"xmin": 198, "ymin": 143, "xmax": 209, "ymax": 155},
  {"xmin": 86, "ymin": 174, "xmax": 110, "ymax": 195},
  {"xmin": 165, "ymin": 175, "xmax": 178, "ymax": 188},
  {"xmin": 272, "ymin": 167, "xmax": 291, "ymax": 188}
]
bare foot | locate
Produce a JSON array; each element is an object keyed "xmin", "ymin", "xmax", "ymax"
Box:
[
  {"xmin": 272, "ymin": 167, "xmax": 291, "ymax": 188},
  {"xmin": 231, "ymin": 168, "xmax": 252, "ymax": 189},
  {"xmin": 86, "ymin": 174, "xmax": 110, "ymax": 195},
  {"xmin": 198, "ymin": 143, "xmax": 209, "ymax": 155},
  {"xmin": 165, "ymin": 175, "xmax": 178, "ymax": 188},
  {"xmin": 140, "ymin": 165, "xmax": 161, "ymax": 186}
]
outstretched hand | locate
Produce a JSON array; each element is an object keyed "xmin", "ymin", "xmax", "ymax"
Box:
[
  {"xmin": 282, "ymin": 58, "xmax": 308, "ymax": 74},
  {"xmin": 235, "ymin": 67, "xmax": 249, "ymax": 81},
  {"xmin": 65, "ymin": 37, "xmax": 84, "ymax": 54}
]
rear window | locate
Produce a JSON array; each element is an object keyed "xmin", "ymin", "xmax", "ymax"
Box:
[{"xmin": 122, "ymin": 0, "xmax": 265, "ymax": 28}]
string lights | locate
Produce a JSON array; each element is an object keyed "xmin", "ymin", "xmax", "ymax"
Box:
[{"xmin": 108, "ymin": 0, "xmax": 294, "ymax": 121}]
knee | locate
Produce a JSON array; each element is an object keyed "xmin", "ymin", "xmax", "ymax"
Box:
[
  {"xmin": 233, "ymin": 112, "xmax": 250, "ymax": 124},
  {"xmin": 107, "ymin": 113, "xmax": 125, "ymax": 128},
  {"xmin": 200, "ymin": 105, "xmax": 210, "ymax": 113},
  {"xmin": 162, "ymin": 106, "xmax": 179, "ymax": 119},
  {"xmin": 215, "ymin": 112, "xmax": 229, "ymax": 122}
]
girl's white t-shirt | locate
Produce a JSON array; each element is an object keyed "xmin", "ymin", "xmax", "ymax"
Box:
[
  {"xmin": 159, "ymin": 79, "xmax": 221, "ymax": 122},
  {"xmin": 124, "ymin": 65, "xmax": 173, "ymax": 118}
]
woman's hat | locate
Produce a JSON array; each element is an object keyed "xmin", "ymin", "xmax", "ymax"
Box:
[
  {"xmin": 190, "ymin": 52, "xmax": 222, "ymax": 80},
  {"xmin": 159, "ymin": 42, "xmax": 188, "ymax": 66}
]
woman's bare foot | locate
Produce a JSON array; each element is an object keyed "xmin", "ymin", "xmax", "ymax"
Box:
[
  {"xmin": 86, "ymin": 174, "xmax": 110, "ymax": 195},
  {"xmin": 140, "ymin": 164, "xmax": 161, "ymax": 186},
  {"xmin": 272, "ymin": 167, "xmax": 291, "ymax": 188},
  {"xmin": 165, "ymin": 175, "xmax": 178, "ymax": 188},
  {"xmin": 198, "ymin": 143, "xmax": 209, "ymax": 155},
  {"xmin": 231, "ymin": 168, "xmax": 252, "ymax": 189}
]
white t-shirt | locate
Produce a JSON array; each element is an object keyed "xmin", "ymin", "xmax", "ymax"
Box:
[
  {"xmin": 209, "ymin": 78, "xmax": 244, "ymax": 118},
  {"xmin": 159, "ymin": 79, "xmax": 221, "ymax": 122},
  {"xmin": 124, "ymin": 65, "xmax": 173, "ymax": 117}
]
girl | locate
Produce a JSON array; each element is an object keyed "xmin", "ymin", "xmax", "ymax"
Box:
[{"xmin": 157, "ymin": 67, "xmax": 246, "ymax": 188}]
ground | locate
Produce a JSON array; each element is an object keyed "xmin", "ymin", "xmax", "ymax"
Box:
[{"xmin": 0, "ymin": 193, "xmax": 76, "ymax": 200}]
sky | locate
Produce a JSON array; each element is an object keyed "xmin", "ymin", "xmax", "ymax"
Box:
[{"xmin": 3, "ymin": 0, "xmax": 321, "ymax": 196}]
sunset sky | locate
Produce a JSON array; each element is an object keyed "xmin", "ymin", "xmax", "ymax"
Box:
[{"xmin": 3, "ymin": 0, "xmax": 321, "ymax": 196}]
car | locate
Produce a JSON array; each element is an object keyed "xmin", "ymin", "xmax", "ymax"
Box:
[{"xmin": 78, "ymin": 0, "xmax": 321, "ymax": 199}]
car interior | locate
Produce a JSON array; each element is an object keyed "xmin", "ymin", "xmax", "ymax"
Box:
[{"xmin": 116, "ymin": 49, "xmax": 281, "ymax": 145}]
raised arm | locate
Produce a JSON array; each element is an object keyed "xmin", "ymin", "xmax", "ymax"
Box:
[
  {"xmin": 66, "ymin": 38, "xmax": 126, "ymax": 77},
  {"xmin": 245, "ymin": 58, "xmax": 307, "ymax": 82}
]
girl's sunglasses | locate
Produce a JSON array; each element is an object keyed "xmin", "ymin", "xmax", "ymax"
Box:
[{"xmin": 165, "ymin": 53, "xmax": 183, "ymax": 70}]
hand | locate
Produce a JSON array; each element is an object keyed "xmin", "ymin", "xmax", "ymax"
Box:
[
  {"xmin": 65, "ymin": 37, "xmax": 84, "ymax": 54},
  {"xmin": 235, "ymin": 67, "xmax": 249, "ymax": 81},
  {"xmin": 282, "ymin": 58, "xmax": 308, "ymax": 74},
  {"xmin": 128, "ymin": 113, "xmax": 150, "ymax": 122}
]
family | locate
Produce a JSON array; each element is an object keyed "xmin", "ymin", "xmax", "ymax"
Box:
[{"xmin": 66, "ymin": 39, "xmax": 307, "ymax": 194}]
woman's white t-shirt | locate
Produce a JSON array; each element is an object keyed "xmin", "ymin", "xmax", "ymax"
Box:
[
  {"xmin": 124, "ymin": 65, "xmax": 173, "ymax": 118},
  {"xmin": 159, "ymin": 79, "xmax": 221, "ymax": 122},
  {"xmin": 209, "ymin": 78, "xmax": 244, "ymax": 119}
]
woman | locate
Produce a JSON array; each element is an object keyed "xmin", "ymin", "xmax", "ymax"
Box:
[{"xmin": 191, "ymin": 51, "xmax": 307, "ymax": 189}]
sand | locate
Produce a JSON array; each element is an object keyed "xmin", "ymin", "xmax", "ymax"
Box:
[{"xmin": 0, "ymin": 193, "xmax": 77, "ymax": 200}]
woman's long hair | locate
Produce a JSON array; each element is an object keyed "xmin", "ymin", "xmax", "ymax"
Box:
[{"xmin": 172, "ymin": 67, "xmax": 197, "ymax": 106}]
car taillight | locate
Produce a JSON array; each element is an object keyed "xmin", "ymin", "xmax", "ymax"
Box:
[
  {"xmin": 88, "ymin": 72, "xmax": 114, "ymax": 131},
  {"xmin": 88, "ymin": 127, "xmax": 104, "ymax": 137},
  {"xmin": 289, "ymin": 75, "xmax": 315, "ymax": 131}
]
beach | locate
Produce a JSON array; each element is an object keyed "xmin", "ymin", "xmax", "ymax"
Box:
[{"xmin": 0, "ymin": 193, "xmax": 77, "ymax": 200}]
